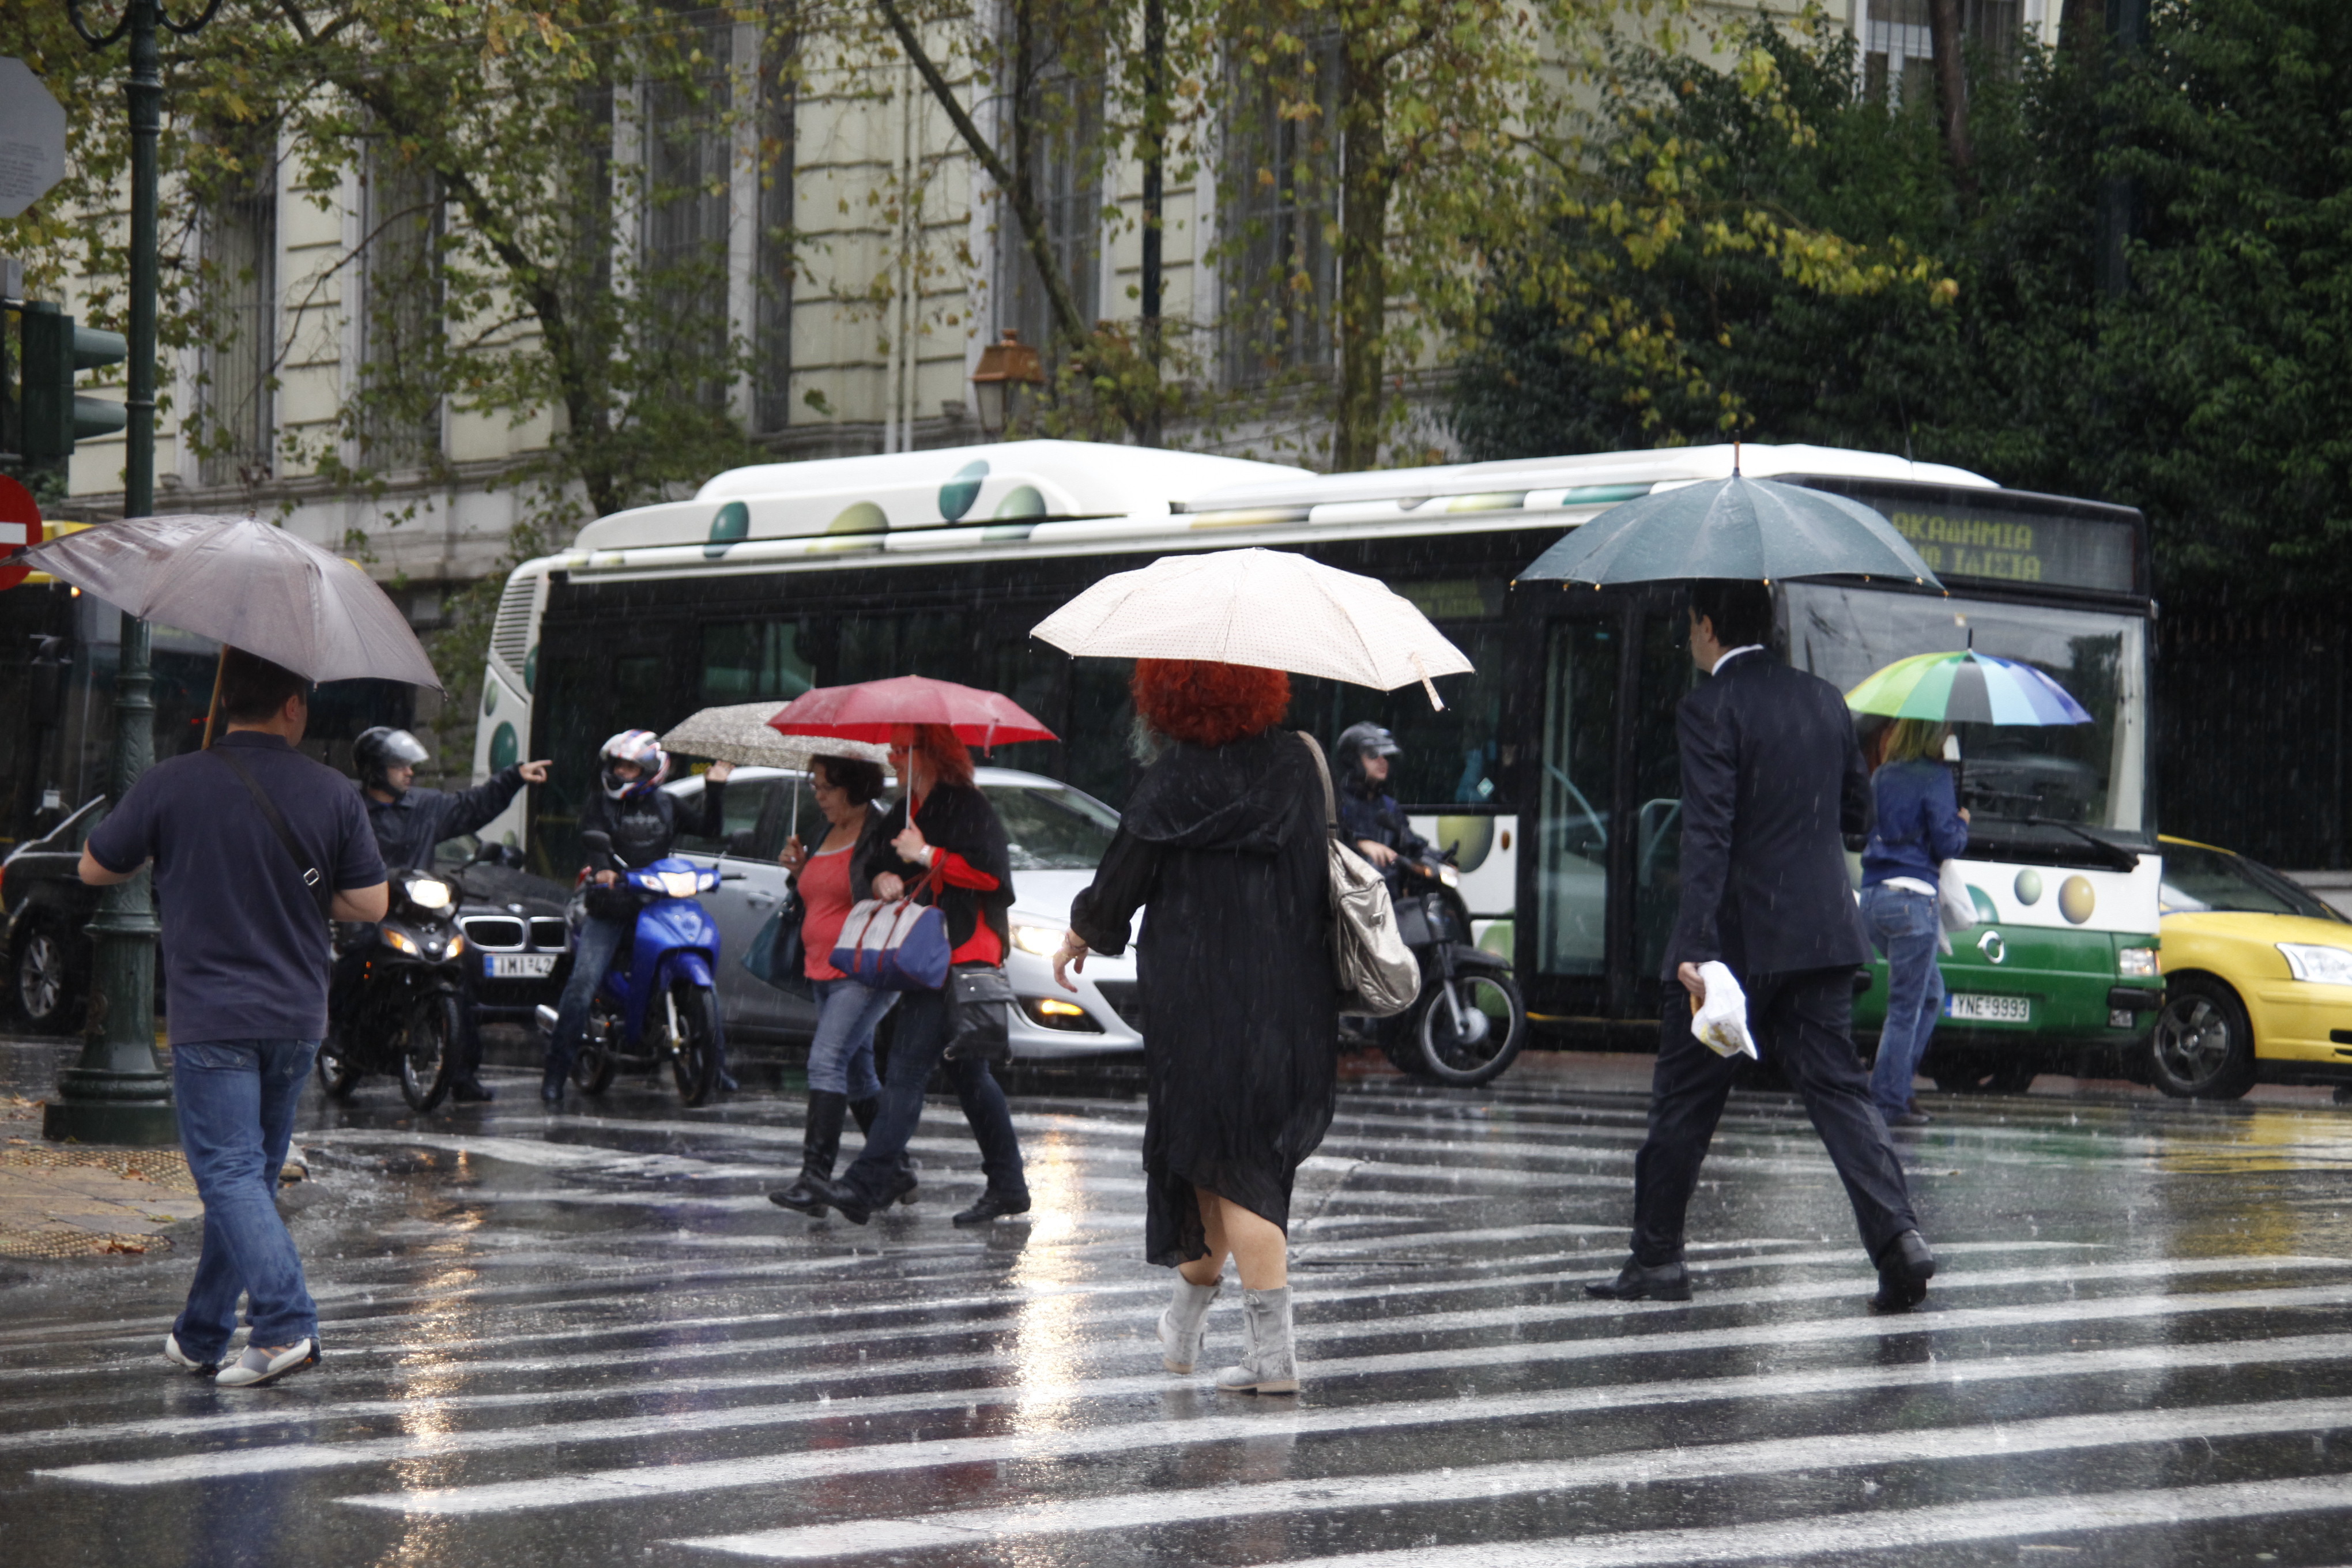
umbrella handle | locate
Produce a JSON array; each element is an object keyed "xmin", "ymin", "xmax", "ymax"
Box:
[
  {"xmin": 1409, "ymin": 652, "xmax": 1446, "ymax": 713},
  {"xmin": 200, "ymin": 648, "xmax": 226, "ymax": 749}
]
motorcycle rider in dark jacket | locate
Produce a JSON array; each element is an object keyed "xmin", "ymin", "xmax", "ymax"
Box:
[
  {"xmin": 331, "ymin": 727, "xmax": 551, "ymax": 1102},
  {"xmin": 1335, "ymin": 722, "xmax": 1433, "ymax": 887},
  {"xmin": 541, "ymin": 729, "xmax": 732, "ymax": 1102}
]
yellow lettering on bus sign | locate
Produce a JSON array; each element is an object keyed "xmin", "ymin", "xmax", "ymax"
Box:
[{"xmin": 1887, "ymin": 509, "xmax": 2046, "ymax": 585}]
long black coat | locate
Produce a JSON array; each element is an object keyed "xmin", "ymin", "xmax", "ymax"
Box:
[
  {"xmin": 1070, "ymin": 728, "xmax": 1337, "ymax": 1266},
  {"xmin": 1667, "ymin": 651, "xmax": 1874, "ymax": 978}
]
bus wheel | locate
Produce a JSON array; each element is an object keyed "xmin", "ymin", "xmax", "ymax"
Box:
[{"xmin": 2150, "ymin": 976, "xmax": 2256, "ymax": 1100}]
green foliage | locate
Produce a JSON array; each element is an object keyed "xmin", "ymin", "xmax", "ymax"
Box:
[{"xmin": 1452, "ymin": 1, "xmax": 2352, "ymax": 606}]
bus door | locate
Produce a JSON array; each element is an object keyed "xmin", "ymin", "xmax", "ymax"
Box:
[{"xmin": 1518, "ymin": 586, "xmax": 1695, "ymax": 1024}]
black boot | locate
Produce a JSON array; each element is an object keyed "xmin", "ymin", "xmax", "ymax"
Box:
[
  {"xmin": 1585, "ymin": 1257, "xmax": 1692, "ymax": 1302},
  {"xmin": 540, "ymin": 1051, "xmax": 571, "ymax": 1105},
  {"xmin": 851, "ymin": 1096, "xmax": 918, "ymax": 1207},
  {"xmin": 770, "ymin": 1091, "xmax": 847, "ymax": 1215},
  {"xmin": 801, "ymin": 1173, "xmax": 873, "ymax": 1226},
  {"xmin": 1871, "ymin": 1230, "xmax": 1936, "ymax": 1313}
]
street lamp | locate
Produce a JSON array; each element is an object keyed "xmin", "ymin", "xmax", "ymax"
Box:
[
  {"xmin": 43, "ymin": 0, "xmax": 224, "ymax": 1147},
  {"xmin": 969, "ymin": 329, "xmax": 1043, "ymax": 438}
]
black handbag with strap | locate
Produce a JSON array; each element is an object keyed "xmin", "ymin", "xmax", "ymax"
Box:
[
  {"xmin": 210, "ymin": 747, "xmax": 337, "ymax": 938},
  {"xmin": 942, "ymin": 961, "xmax": 1015, "ymax": 1063}
]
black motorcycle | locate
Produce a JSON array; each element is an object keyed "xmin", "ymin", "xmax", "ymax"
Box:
[
  {"xmin": 318, "ymin": 868, "xmax": 472, "ymax": 1111},
  {"xmin": 1370, "ymin": 848, "xmax": 1526, "ymax": 1087}
]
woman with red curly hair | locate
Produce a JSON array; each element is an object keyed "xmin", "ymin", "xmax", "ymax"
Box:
[{"xmin": 1055, "ymin": 657, "xmax": 1336, "ymax": 1394}]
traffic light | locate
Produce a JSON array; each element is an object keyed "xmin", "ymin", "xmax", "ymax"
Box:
[{"xmin": 18, "ymin": 300, "xmax": 126, "ymax": 463}]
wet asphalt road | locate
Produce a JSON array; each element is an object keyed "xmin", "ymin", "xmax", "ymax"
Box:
[{"xmin": 6, "ymin": 1045, "xmax": 2352, "ymax": 1568}]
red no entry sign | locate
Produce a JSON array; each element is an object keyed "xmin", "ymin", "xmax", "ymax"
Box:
[{"xmin": 0, "ymin": 476, "xmax": 46, "ymax": 591}]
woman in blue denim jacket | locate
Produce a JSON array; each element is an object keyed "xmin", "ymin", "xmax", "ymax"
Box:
[{"xmin": 1860, "ymin": 719, "xmax": 1970, "ymax": 1126}]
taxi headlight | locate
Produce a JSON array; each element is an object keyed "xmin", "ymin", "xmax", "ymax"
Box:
[
  {"xmin": 2278, "ymin": 943, "xmax": 2352, "ymax": 986},
  {"xmin": 383, "ymin": 928, "xmax": 421, "ymax": 956},
  {"xmin": 1010, "ymin": 922, "xmax": 1063, "ymax": 956},
  {"xmin": 2117, "ymin": 947, "xmax": 2159, "ymax": 978}
]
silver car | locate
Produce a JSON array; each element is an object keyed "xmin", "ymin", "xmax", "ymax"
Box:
[{"xmin": 661, "ymin": 766, "xmax": 1141, "ymax": 1058}]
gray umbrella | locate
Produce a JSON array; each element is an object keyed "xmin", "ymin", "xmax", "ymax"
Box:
[
  {"xmin": 16, "ymin": 513, "xmax": 442, "ymax": 688},
  {"xmin": 1517, "ymin": 474, "xmax": 1944, "ymax": 590}
]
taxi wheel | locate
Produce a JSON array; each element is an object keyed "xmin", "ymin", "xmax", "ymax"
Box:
[{"xmin": 2149, "ymin": 975, "xmax": 2256, "ymax": 1100}]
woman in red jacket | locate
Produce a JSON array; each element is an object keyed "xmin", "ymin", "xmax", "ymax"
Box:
[{"xmin": 803, "ymin": 723, "xmax": 1029, "ymax": 1226}]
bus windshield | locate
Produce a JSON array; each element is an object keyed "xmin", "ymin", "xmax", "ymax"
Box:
[{"xmin": 1786, "ymin": 586, "xmax": 2150, "ymax": 847}]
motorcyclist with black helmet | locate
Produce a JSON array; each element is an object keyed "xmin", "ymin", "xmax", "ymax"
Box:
[
  {"xmin": 332, "ymin": 726, "xmax": 550, "ymax": 1102},
  {"xmin": 1335, "ymin": 722, "xmax": 1434, "ymax": 885},
  {"xmin": 540, "ymin": 730, "xmax": 732, "ymax": 1102}
]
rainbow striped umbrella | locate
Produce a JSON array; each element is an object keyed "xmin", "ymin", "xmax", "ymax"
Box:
[{"xmin": 1845, "ymin": 650, "xmax": 2093, "ymax": 725}]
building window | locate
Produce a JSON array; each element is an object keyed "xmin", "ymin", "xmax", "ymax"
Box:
[
  {"xmin": 994, "ymin": 67, "xmax": 1101, "ymax": 361},
  {"xmin": 753, "ymin": 34, "xmax": 796, "ymax": 435},
  {"xmin": 643, "ymin": 18, "xmax": 734, "ymax": 408},
  {"xmin": 1862, "ymin": 0, "xmax": 2026, "ymax": 105},
  {"xmin": 358, "ymin": 148, "xmax": 442, "ymax": 469},
  {"xmin": 1218, "ymin": 37, "xmax": 1339, "ymax": 387},
  {"xmin": 199, "ymin": 141, "xmax": 277, "ymax": 489}
]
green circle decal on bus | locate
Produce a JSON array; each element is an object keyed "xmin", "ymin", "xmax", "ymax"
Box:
[
  {"xmin": 993, "ymin": 484, "xmax": 1046, "ymax": 520},
  {"xmin": 2014, "ymin": 868, "xmax": 2043, "ymax": 906},
  {"xmin": 483, "ymin": 683, "xmax": 497, "ymax": 716},
  {"xmin": 940, "ymin": 460, "xmax": 987, "ymax": 521},
  {"xmin": 490, "ymin": 722, "xmax": 519, "ymax": 771},
  {"xmin": 707, "ymin": 499, "xmax": 751, "ymax": 558},
  {"xmin": 523, "ymin": 644, "xmax": 538, "ymax": 693}
]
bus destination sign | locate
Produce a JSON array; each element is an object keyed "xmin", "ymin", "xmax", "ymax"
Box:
[{"xmin": 1822, "ymin": 485, "xmax": 2142, "ymax": 597}]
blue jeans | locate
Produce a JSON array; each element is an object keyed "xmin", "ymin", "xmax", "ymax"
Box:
[
  {"xmin": 841, "ymin": 985, "xmax": 1027, "ymax": 1205},
  {"xmin": 171, "ymin": 1040, "xmax": 319, "ymax": 1357},
  {"xmin": 549, "ymin": 913, "xmax": 632, "ymax": 1065},
  {"xmin": 1863, "ymin": 883, "xmax": 1946, "ymax": 1118},
  {"xmin": 808, "ymin": 977, "xmax": 892, "ymax": 1099}
]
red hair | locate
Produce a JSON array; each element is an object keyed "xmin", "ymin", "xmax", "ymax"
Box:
[
  {"xmin": 907, "ymin": 723, "xmax": 976, "ymax": 789},
  {"xmin": 1132, "ymin": 659, "xmax": 1291, "ymax": 749}
]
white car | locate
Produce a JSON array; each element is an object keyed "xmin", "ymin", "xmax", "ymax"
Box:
[{"xmin": 661, "ymin": 765, "xmax": 1141, "ymax": 1058}]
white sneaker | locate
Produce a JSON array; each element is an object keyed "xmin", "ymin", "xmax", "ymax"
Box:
[
  {"xmin": 214, "ymin": 1337, "xmax": 319, "ymax": 1388},
  {"xmin": 162, "ymin": 1333, "xmax": 218, "ymax": 1377}
]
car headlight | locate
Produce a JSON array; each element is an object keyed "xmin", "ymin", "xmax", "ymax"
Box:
[
  {"xmin": 2117, "ymin": 947, "xmax": 2158, "ymax": 978},
  {"xmin": 2278, "ymin": 943, "xmax": 2352, "ymax": 986},
  {"xmin": 383, "ymin": 928, "xmax": 421, "ymax": 956},
  {"xmin": 1010, "ymin": 922, "xmax": 1064, "ymax": 956}
]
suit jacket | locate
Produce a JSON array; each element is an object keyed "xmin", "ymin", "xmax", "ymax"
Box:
[{"xmin": 1665, "ymin": 651, "xmax": 1874, "ymax": 979}]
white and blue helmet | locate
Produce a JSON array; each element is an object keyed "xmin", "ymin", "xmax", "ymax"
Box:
[{"xmin": 598, "ymin": 729, "xmax": 669, "ymax": 800}]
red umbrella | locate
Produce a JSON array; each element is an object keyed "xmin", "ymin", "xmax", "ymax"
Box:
[{"xmin": 766, "ymin": 675, "xmax": 1057, "ymax": 749}]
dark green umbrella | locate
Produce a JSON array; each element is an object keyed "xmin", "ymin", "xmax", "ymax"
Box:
[{"xmin": 1517, "ymin": 474, "xmax": 1944, "ymax": 590}]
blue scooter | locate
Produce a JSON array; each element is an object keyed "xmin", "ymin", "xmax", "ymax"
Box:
[{"xmin": 536, "ymin": 829, "xmax": 734, "ymax": 1106}]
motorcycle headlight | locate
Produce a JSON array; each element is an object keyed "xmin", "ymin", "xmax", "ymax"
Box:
[
  {"xmin": 2278, "ymin": 943, "xmax": 2352, "ymax": 986},
  {"xmin": 1437, "ymin": 865, "xmax": 1460, "ymax": 889},
  {"xmin": 446, "ymin": 933, "xmax": 468, "ymax": 958},
  {"xmin": 383, "ymin": 928, "xmax": 421, "ymax": 956},
  {"xmin": 657, "ymin": 870, "xmax": 700, "ymax": 898},
  {"xmin": 404, "ymin": 876, "xmax": 454, "ymax": 911},
  {"xmin": 1011, "ymin": 922, "xmax": 1063, "ymax": 956}
]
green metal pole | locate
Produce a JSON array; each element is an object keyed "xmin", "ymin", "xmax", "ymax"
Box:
[{"xmin": 46, "ymin": 0, "xmax": 175, "ymax": 1145}]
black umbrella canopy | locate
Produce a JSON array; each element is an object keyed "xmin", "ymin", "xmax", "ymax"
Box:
[
  {"xmin": 1517, "ymin": 474, "xmax": 1944, "ymax": 590},
  {"xmin": 17, "ymin": 513, "xmax": 443, "ymax": 689}
]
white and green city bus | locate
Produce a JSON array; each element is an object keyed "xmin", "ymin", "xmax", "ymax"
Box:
[{"xmin": 470, "ymin": 439, "xmax": 2159, "ymax": 1083}]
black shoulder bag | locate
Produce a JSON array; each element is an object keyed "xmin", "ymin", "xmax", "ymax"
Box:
[{"xmin": 211, "ymin": 748, "xmax": 337, "ymax": 935}]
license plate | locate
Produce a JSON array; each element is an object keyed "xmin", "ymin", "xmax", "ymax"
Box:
[
  {"xmin": 1946, "ymin": 993, "xmax": 2030, "ymax": 1023},
  {"xmin": 486, "ymin": 953, "xmax": 557, "ymax": 979}
]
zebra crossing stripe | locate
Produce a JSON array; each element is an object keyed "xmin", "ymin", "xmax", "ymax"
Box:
[
  {"xmin": 313, "ymin": 1282, "xmax": 2352, "ymax": 1514},
  {"xmin": 669, "ymin": 1393, "xmax": 2352, "ymax": 1560},
  {"xmin": 1260, "ymin": 1473, "xmax": 2352, "ymax": 1568},
  {"xmin": 43, "ymin": 1324, "xmax": 2352, "ymax": 1493}
]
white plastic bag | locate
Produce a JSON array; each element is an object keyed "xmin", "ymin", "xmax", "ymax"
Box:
[
  {"xmin": 1690, "ymin": 960, "xmax": 1758, "ymax": 1061},
  {"xmin": 1936, "ymin": 860, "xmax": 1977, "ymax": 956}
]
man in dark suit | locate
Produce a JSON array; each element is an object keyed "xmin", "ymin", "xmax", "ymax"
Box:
[{"xmin": 1589, "ymin": 580, "xmax": 1936, "ymax": 1313}]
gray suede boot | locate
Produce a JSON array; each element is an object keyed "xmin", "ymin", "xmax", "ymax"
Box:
[
  {"xmin": 1214, "ymin": 1286, "xmax": 1298, "ymax": 1394},
  {"xmin": 1158, "ymin": 1276, "xmax": 1220, "ymax": 1374}
]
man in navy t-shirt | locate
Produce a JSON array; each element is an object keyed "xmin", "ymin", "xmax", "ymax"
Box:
[{"xmin": 83, "ymin": 646, "xmax": 388, "ymax": 1388}]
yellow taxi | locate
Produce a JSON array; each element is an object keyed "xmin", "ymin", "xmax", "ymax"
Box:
[{"xmin": 2153, "ymin": 835, "xmax": 2352, "ymax": 1099}]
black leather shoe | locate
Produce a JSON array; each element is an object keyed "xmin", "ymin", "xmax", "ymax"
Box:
[
  {"xmin": 1871, "ymin": 1230, "xmax": 1936, "ymax": 1313},
  {"xmin": 952, "ymin": 1189, "xmax": 1032, "ymax": 1227},
  {"xmin": 450, "ymin": 1080, "xmax": 495, "ymax": 1103},
  {"xmin": 1585, "ymin": 1258, "xmax": 1692, "ymax": 1301},
  {"xmin": 885, "ymin": 1165, "xmax": 919, "ymax": 1207},
  {"xmin": 539, "ymin": 1062, "xmax": 567, "ymax": 1104},
  {"xmin": 768, "ymin": 1177, "xmax": 827, "ymax": 1216},
  {"xmin": 801, "ymin": 1174, "xmax": 873, "ymax": 1226}
]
